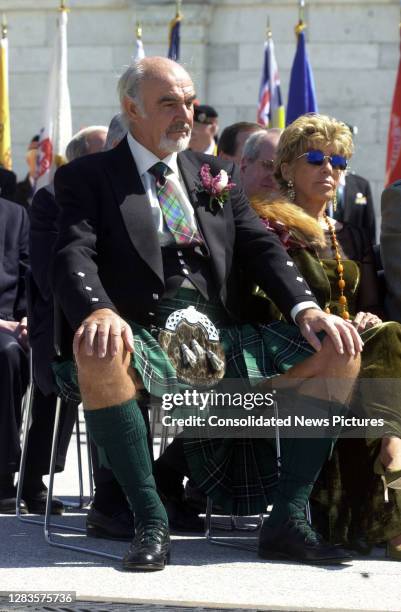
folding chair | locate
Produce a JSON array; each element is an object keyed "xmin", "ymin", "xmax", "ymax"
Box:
[{"xmin": 17, "ymin": 269, "xmax": 123, "ymax": 561}]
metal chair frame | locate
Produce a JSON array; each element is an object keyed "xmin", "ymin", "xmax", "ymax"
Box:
[
  {"xmin": 17, "ymin": 269, "xmax": 123, "ymax": 561},
  {"xmin": 204, "ymin": 400, "xmax": 311, "ymax": 550},
  {"xmin": 16, "ymin": 347, "xmax": 90, "ymax": 527}
]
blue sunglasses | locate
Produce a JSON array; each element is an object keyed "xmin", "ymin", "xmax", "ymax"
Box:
[{"xmin": 297, "ymin": 150, "xmax": 348, "ymax": 170}]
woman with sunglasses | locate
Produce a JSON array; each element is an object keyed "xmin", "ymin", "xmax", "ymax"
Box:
[{"xmin": 250, "ymin": 113, "xmax": 401, "ymax": 560}]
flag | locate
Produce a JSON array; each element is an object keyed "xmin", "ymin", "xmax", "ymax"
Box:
[
  {"xmin": 35, "ymin": 7, "xmax": 72, "ymax": 190},
  {"xmin": 385, "ymin": 28, "xmax": 401, "ymax": 186},
  {"xmin": 286, "ymin": 28, "xmax": 318, "ymax": 126},
  {"xmin": 257, "ymin": 34, "xmax": 285, "ymax": 128},
  {"xmin": 0, "ymin": 24, "xmax": 12, "ymax": 170},
  {"xmin": 134, "ymin": 23, "xmax": 145, "ymax": 61},
  {"xmin": 135, "ymin": 37, "xmax": 145, "ymax": 60},
  {"xmin": 167, "ymin": 13, "xmax": 181, "ymax": 61}
]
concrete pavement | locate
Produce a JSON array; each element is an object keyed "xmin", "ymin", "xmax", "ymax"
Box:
[{"xmin": 1, "ymin": 426, "xmax": 401, "ymax": 612}]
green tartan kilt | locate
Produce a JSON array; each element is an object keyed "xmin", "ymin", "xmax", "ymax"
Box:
[{"xmin": 53, "ymin": 289, "xmax": 315, "ymax": 515}]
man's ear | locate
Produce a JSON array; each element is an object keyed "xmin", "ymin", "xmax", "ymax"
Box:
[{"xmin": 123, "ymin": 96, "xmax": 141, "ymax": 123}]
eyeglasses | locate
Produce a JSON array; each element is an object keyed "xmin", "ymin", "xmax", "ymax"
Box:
[
  {"xmin": 296, "ymin": 150, "xmax": 348, "ymax": 171},
  {"xmin": 256, "ymin": 159, "xmax": 275, "ymax": 171}
]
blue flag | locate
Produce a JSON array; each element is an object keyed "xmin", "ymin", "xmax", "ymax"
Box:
[
  {"xmin": 286, "ymin": 30, "xmax": 318, "ymax": 125},
  {"xmin": 168, "ymin": 16, "xmax": 181, "ymax": 61}
]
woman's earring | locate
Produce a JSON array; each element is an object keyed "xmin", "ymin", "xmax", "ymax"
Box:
[
  {"xmin": 287, "ymin": 179, "xmax": 296, "ymax": 202},
  {"xmin": 332, "ymin": 191, "xmax": 337, "ymax": 213}
]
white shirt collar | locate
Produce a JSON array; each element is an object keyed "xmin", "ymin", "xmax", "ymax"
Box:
[
  {"xmin": 204, "ymin": 140, "xmax": 216, "ymax": 155},
  {"xmin": 127, "ymin": 132, "xmax": 179, "ymax": 177}
]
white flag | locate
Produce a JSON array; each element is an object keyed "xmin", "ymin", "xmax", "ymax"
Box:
[
  {"xmin": 35, "ymin": 8, "xmax": 72, "ymax": 190},
  {"xmin": 134, "ymin": 38, "xmax": 145, "ymax": 60}
]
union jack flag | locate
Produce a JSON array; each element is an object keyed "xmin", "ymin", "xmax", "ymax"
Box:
[{"xmin": 257, "ymin": 35, "xmax": 285, "ymax": 128}]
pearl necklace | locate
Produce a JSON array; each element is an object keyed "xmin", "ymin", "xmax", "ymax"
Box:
[{"xmin": 323, "ymin": 213, "xmax": 350, "ymax": 320}]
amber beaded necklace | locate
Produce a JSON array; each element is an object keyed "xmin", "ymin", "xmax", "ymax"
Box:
[{"xmin": 323, "ymin": 213, "xmax": 350, "ymax": 320}]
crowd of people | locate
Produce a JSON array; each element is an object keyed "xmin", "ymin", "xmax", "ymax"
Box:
[{"xmin": 0, "ymin": 55, "xmax": 401, "ymax": 571}]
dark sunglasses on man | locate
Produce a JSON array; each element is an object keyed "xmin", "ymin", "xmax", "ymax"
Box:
[{"xmin": 296, "ymin": 149, "xmax": 348, "ymax": 171}]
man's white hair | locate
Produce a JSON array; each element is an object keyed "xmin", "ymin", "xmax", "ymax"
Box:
[
  {"xmin": 65, "ymin": 126, "xmax": 108, "ymax": 162},
  {"xmin": 241, "ymin": 128, "xmax": 282, "ymax": 162},
  {"xmin": 117, "ymin": 61, "xmax": 147, "ymax": 118}
]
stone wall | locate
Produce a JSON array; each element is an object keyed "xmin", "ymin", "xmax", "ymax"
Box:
[{"xmin": 5, "ymin": 0, "xmax": 400, "ymax": 231}]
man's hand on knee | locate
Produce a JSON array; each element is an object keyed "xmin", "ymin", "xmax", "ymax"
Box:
[
  {"xmin": 295, "ymin": 308, "xmax": 363, "ymax": 356},
  {"xmin": 73, "ymin": 308, "xmax": 134, "ymax": 358}
]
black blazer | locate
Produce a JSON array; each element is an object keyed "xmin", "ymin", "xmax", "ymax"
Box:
[
  {"xmin": 29, "ymin": 184, "xmax": 59, "ymax": 394},
  {"xmin": 341, "ymin": 173, "xmax": 376, "ymax": 245},
  {"xmin": 0, "ymin": 167, "xmax": 17, "ymax": 201},
  {"xmin": 15, "ymin": 174, "xmax": 34, "ymax": 210},
  {"xmin": 0, "ymin": 197, "xmax": 29, "ymax": 321},
  {"xmin": 52, "ymin": 137, "xmax": 317, "ymax": 332}
]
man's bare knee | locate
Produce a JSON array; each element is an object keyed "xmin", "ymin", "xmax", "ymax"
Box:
[{"xmin": 75, "ymin": 338, "xmax": 138, "ymax": 409}]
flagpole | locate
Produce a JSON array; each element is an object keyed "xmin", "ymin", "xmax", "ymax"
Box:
[
  {"xmin": 296, "ymin": 0, "xmax": 306, "ymax": 35},
  {"xmin": 266, "ymin": 16, "xmax": 272, "ymax": 40},
  {"xmin": 2, "ymin": 14, "xmax": 7, "ymax": 39},
  {"xmin": 176, "ymin": 0, "xmax": 182, "ymax": 18},
  {"xmin": 136, "ymin": 21, "xmax": 142, "ymax": 40},
  {"xmin": 59, "ymin": 0, "xmax": 69, "ymax": 12}
]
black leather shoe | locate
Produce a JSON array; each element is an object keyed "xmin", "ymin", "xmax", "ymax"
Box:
[
  {"xmin": 86, "ymin": 506, "xmax": 134, "ymax": 541},
  {"xmin": 258, "ymin": 517, "xmax": 353, "ymax": 565},
  {"xmin": 123, "ymin": 521, "xmax": 170, "ymax": 571},
  {"xmin": 0, "ymin": 496, "xmax": 28, "ymax": 515},
  {"xmin": 165, "ymin": 496, "xmax": 204, "ymax": 532},
  {"xmin": 23, "ymin": 489, "xmax": 64, "ymax": 515}
]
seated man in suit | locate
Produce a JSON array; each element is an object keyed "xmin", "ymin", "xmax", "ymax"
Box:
[
  {"xmin": 51, "ymin": 57, "xmax": 362, "ymax": 571},
  {"xmin": 240, "ymin": 128, "xmax": 281, "ymax": 199},
  {"xmin": 0, "ymin": 197, "xmax": 66, "ymax": 514}
]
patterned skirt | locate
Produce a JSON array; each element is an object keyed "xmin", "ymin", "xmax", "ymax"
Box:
[{"xmin": 53, "ymin": 289, "xmax": 314, "ymax": 515}]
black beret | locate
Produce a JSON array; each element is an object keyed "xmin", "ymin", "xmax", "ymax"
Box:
[{"xmin": 194, "ymin": 104, "xmax": 218, "ymax": 124}]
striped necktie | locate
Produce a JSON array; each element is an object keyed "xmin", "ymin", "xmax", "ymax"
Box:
[{"xmin": 149, "ymin": 162, "xmax": 202, "ymax": 246}]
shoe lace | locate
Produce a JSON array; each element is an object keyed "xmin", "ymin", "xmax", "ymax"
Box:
[
  {"xmin": 135, "ymin": 522, "xmax": 167, "ymax": 546},
  {"xmin": 289, "ymin": 518, "xmax": 322, "ymax": 546}
]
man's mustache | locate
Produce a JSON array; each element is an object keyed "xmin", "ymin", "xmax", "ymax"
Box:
[{"xmin": 167, "ymin": 123, "xmax": 192, "ymax": 134}]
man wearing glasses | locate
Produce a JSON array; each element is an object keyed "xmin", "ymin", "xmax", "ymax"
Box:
[{"xmin": 240, "ymin": 128, "xmax": 282, "ymax": 199}]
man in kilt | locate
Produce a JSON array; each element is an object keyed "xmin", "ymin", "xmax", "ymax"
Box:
[{"xmin": 51, "ymin": 57, "xmax": 362, "ymax": 570}]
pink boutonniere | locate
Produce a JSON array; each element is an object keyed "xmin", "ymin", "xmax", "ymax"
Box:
[{"xmin": 198, "ymin": 163, "xmax": 236, "ymax": 211}]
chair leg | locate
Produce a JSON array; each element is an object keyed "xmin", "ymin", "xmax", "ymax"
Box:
[
  {"xmin": 44, "ymin": 398, "xmax": 123, "ymax": 561},
  {"xmin": 74, "ymin": 407, "xmax": 85, "ymax": 508},
  {"xmin": 204, "ymin": 497, "xmax": 260, "ymax": 552},
  {"xmin": 16, "ymin": 357, "xmax": 41, "ymax": 525}
]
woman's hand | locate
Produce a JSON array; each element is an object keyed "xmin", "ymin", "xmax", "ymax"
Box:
[{"xmin": 352, "ymin": 311, "xmax": 382, "ymax": 332}]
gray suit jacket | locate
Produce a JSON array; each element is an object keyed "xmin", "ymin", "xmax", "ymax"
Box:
[{"xmin": 381, "ymin": 180, "xmax": 401, "ymax": 322}]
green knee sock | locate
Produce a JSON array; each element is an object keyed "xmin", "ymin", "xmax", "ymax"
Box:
[
  {"xmin": 268, "ymin": 435, "xmax": 333, "ymax": 526},
  {"xmin": 85, "ymin": 398, "xmax": 168, "ymax": 526},
  {"xmin": 267, "ymin": 393, "xmax": 343, "ymax": 526}
]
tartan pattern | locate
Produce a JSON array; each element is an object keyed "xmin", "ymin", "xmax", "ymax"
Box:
[
  {"xmin": 149, "ymin": 162, "xmax": 202, "ymax": 246},
  {"xmin": 52, "ymin": 290, "xmax": 315, "ymax": 515}
]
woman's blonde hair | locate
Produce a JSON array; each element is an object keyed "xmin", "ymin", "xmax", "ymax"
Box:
[{"xmin": 274, "ymin": 113, "xmax": 354, "ymax": 191}]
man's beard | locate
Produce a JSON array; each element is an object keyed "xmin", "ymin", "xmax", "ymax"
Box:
[{"xmin": 159, "ymin": 123, "xmax": 192, "ymax": 153}]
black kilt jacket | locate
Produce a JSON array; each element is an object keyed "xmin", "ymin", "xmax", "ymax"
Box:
[{"xmin": 51, "ymin": 137, "xmax": 317, "ymax": 332}]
